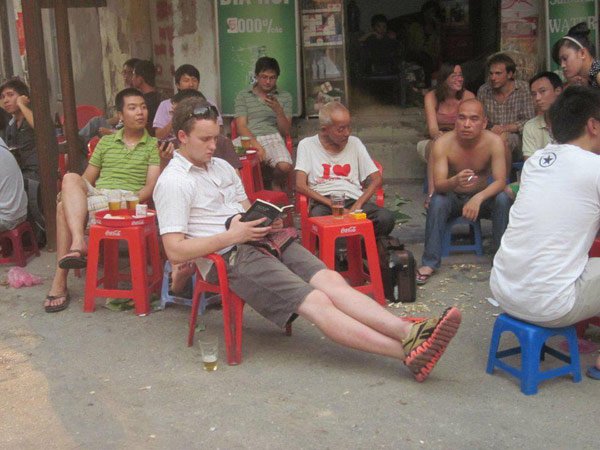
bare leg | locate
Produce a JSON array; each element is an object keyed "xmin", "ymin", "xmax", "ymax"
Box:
[
  {"xmin": 45, "ymin": 202, "xmax": 72, "ymax": 307},
  {"xmin": 59, "ymin": 173, "xmax": 90, "ymax": 254},
  {"xmin": 309, "ymin": 269, "xmax": 413, "ymax": 341},
  {"xmin": 45, "ymin": 174, "xmax": 89, "ymax": 309},
  {"xmin": 170, "ymin": 261, "xmax": 196, "ymax": 294},
  {"xmin": 297, "ymin": 288, "xmax": 407, "ymax": 360},
  {"xmin": 272, "ymin": 161, "xmax": 293, "ymax": 192}
]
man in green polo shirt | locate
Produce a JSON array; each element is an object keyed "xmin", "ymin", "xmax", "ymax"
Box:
[
  {"xmin": 234, "ymin": 56, "xmax": 293, "ymax": 191},
  {"xmin": 44, "ymin": 88, "xmax": 160, "ymax": 313}
]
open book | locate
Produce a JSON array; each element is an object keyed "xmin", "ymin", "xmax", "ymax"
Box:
[{"xmin": 241, "ymin": 199, "xmax": 294, "ymax": 226}]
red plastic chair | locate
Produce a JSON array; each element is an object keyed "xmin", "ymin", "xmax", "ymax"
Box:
[
  {"xmin": 298, "ymin": 159, "xmax": 385, "ymax": 247},
  {"xmin": 0, "ymin": 221, "xmax": 40, "ymax": 267},
  {"xmin": 87, "ymin": 135, "xmax": 100, "ymax": 160},
  {"xmin": 62, "ymin": 105, "xmax": 104, "ymax": 129},
  {"xmin": 306, "ymin": 215, "xmax": 386, "ymax": 305},
  {"xmin": 187, "ymin": 253, "xmax": 292, "ymax": 365},
  {"xmin": 231, "ymin": 118, "xmax": 295, "ymax": 194},
  {"xmin": 84, "ymin": 212, "xmax": 162, "ymax": 316}
]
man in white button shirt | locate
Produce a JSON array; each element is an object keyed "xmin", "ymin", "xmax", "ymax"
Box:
[
  {"xmin": 153, "ymin": 97, "xmax": 462, "ymax": 382},
  {"xmin": 490, "ymin": 86, "xmax": 600, "ymax": 380}
]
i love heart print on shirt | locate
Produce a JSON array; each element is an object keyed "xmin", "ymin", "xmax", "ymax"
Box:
[{"xmin": 322, "ymin": 163, "xmax": 351, "ymax": 179}]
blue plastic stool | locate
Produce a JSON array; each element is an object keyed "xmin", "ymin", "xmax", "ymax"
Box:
[
  {"xmin": 160, "ymin": 261, "xmax": 206, "ymax": 313},
  {"xmin": 441, "ymin": 217, "xmax": 483, "ymax": 257},
  {"xmin": 486, "ymin": 313, "xmax": 582, "ymax": 395}
]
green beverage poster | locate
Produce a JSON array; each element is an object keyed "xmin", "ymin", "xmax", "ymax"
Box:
[
  {"xmin": 546, "ymin": 0, "xmax": 599, "ymax": 72},
  {"xmin": 216, "ymin": 0, "xmax": 301, "ymax": 116}
]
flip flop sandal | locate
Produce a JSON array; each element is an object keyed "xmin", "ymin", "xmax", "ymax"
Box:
[
  {"xmin": 416, "ymin": 269, "xmax": 433, "ymax": 285},
  {"xmin": 58, "ymin": 249, "xmax": 87, "ymax": 270},
  {"xmin": 45, "ymin": 292, "xmax": 70, "ymax": 313},
  {"xmin": 586, "ymin": 366, "xmax": 600, "ymax": 380}
]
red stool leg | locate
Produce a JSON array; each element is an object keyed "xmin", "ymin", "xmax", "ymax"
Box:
[
  {"xmin": 346, "ymin": 236, "xmax": 364, "ymax": 285},
  {"xmin": 84, "ymin": 227, "xmax": 103, "ymax": 312},
  {"xmin": 319, "ymin": 230, "xmax": 337, "ymax": 269},
  {"xmin": 362, "ymin": 228, "xmax": 386, "ymax": 305},
  {"xmin": 127, "ymin": 226, "xmax": 150, "ymax": 316},
  {"xmin": 102, "ymin": 239, "xmax": 120, "ymax": 289},
  {"xmin": 9, "ymin": 228, "xmax": 26, "ymax": 267}
]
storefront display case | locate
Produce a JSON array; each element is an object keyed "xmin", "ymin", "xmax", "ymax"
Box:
[{"xmin": 301, "ymin": 0, "xmax": 349, "ymax": 117}]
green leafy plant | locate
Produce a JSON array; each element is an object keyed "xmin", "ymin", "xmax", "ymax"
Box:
[{"xmin": 389, "ymin": 194, "xmax": 412, "ymax": 226}]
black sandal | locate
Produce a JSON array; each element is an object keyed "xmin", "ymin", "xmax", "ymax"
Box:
[{"xmin": 44, "ymin": 292, "xmax": 70, "ymax": 313}]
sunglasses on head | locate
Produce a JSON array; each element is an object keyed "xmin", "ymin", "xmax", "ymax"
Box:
[{"xmin": 188, "ymin": 105, "xmax": 219, "ymax": 119}]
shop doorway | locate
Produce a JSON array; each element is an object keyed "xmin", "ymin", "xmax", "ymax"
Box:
[{"xmin": 346, "ymin": 0, "xmax": 501, "ymax": 108}]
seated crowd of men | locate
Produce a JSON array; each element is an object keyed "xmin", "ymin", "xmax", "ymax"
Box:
[{"xmin": 3, "ymin": 36, "xmax": 600, "ymax": 379}]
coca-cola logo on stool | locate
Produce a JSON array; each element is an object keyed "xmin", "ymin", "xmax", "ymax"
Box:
[
  {"xmin": 340, "ymin": 226, "xmax": 357, "ymax": 234},
  {"xmin": 105, "ymin": 230, "xmax": 121, "ymax": 237}
]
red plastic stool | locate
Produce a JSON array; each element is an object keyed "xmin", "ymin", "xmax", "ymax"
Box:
[
  {"xmin": 306, "ymin": 215, "xmax": 386, "ymax": 305},
  {"xmin": 0, "ymin": 221, "xmax": 40, "ymax": 267},
  {"xmin": 84, "ymin": 210, "xmax": 162, "ymax": 316}
]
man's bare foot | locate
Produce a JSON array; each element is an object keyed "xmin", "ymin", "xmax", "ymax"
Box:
[{"xmin": 170, "ymin": 262, "xmax": 196, "ymax": 295}]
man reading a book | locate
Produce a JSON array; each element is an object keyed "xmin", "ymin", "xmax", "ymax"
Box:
[
  {"xmin": 295, "ymin": 101, "xmax": 394, "ymax": 237},
  {"xmin": 153, "ymin": 97, "xmax": 462, "ymax": 382}
]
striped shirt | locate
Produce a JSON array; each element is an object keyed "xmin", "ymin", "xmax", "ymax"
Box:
[
  {"xmin": 234, "ymin": 88, "xmax": 292, "ymax": 136},
  {"xmin": 89, "ymin": 128, "xmax": 159, "ymax": 192},
  {"xmin": 477, "ymin": 80, "xmax": 535, "ymax": 132}
]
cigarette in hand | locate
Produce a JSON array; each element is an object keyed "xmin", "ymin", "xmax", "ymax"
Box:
[{"xmin": 467, "ymin": 175, "xmax": 474, "ymax": 182}]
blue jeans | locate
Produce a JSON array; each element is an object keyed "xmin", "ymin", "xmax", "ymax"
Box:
[{"xmin": 422, "ymin": 191, "xmax": 512, "ymax": 269}]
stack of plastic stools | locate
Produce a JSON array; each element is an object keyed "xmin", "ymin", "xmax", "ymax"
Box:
[
  {"xmin": 486, "ymin": 313, "xmax": 582, "ymax": 395},
  {"xmin": 306, "ymin": 215, "xmax": 385, "ymax": 305},
  {"xmin": 442, "ymin": 216, "xmax": 483, "ymax": 257},
  {"xmin": 0, "ymin": 221, "xmax": 40, "ymax": 267},
  {"xmin": 160, "ymin": 261, "xmax": 205, "ymax": 313},
  {"xmin": 84, "ymin": 210, "xmax": 162, "ymax": 316}
]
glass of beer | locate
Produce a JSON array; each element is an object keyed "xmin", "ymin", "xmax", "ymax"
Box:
[
  {"xmin": 125, "ymin": 194, "xmax": 139, "ymax": 212},
  {"xmin": 199, "ymin": 337, "xmax": 218, "ymax": 371},
  {"xmin": 240, "ymin": 136, "xmax": 252, "ymax": 149},
  {"xmin": 107, "ymin": 191, "xmax": 122, "ymax": 211},
  {"xmin": 331, "ymin": 193, "xmax": 345, "ymax": 218}
]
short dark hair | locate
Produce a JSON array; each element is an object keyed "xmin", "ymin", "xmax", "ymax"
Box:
[
  {"xmin": 171, "ymin": 88, "xmax": 205, "ymax": 105},
  {"xmin": 552, "ymin": 22, "xmax": 594, "ymax": 63},
  {"xmin": 123, "ymin": 58, "xmax": 141, "ymax": 69},
  {"xmin": 371, "ymin": 14, "xmax": 387, "ymax": 28},
  {"xmin": 174, "ymin": 64, "xmax": 200, "ymax": 85},
  {"xmin": 133, "ymin": 60, "xmax": 156, "ymax": 87},
  {"xmin": 529, "ymin": 71, "xmax": 563, "ymax": 90},
  {"xmin": 254, "ymin": 56, "xmax": 280, "ymax": 77},
  {"xmin": 172, "ymin": 97, "xmax": 219, "ymax": 136},
  {"xmin": 548, "ymin": 86, "xmax": 600, "ymax": 143},
  {"xmin": 486, "ymin": 53, "xmax": 516, "ymax": 75},
  {"xmin": 0, "ymin": 78, "xmax": 30, "ymax": 97},
  {"xmin": 115, "ymin": 87, "xmax": 144, "ymax": 112}
]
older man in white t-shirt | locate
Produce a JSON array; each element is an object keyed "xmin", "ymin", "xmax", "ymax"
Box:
[
  {"xmin": 295, "ymin": 101, "xmax": 394, "ymax": 237},
  {"xmin": 490, "ymin": 86, "xmax": 600, "ymax": 380}
]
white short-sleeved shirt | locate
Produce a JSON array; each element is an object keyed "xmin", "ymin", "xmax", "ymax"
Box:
[
  {"xmin": 153, "ymin": 152, "xmax": 246, "ymax": 257},
  {"xmin": 295, "ymin": 135, "xmax": 378, "ymax": 200},
  {"xmin": 490, "ymin": 143, "xmax": 600, "ymax": 322}
]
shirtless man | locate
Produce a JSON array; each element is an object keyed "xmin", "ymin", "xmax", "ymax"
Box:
[{"xmin": 416, "ymin": 98, "xmax": 512, "ymax": 284}]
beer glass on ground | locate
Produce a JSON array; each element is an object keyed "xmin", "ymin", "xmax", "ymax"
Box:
[
  {"xmin": 199, "ymin": 337, "xmax": 218, "ymax": 371},
  {"xmin": 331, "ymin": 193, "xmax": 345, "ymax": 218}
]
